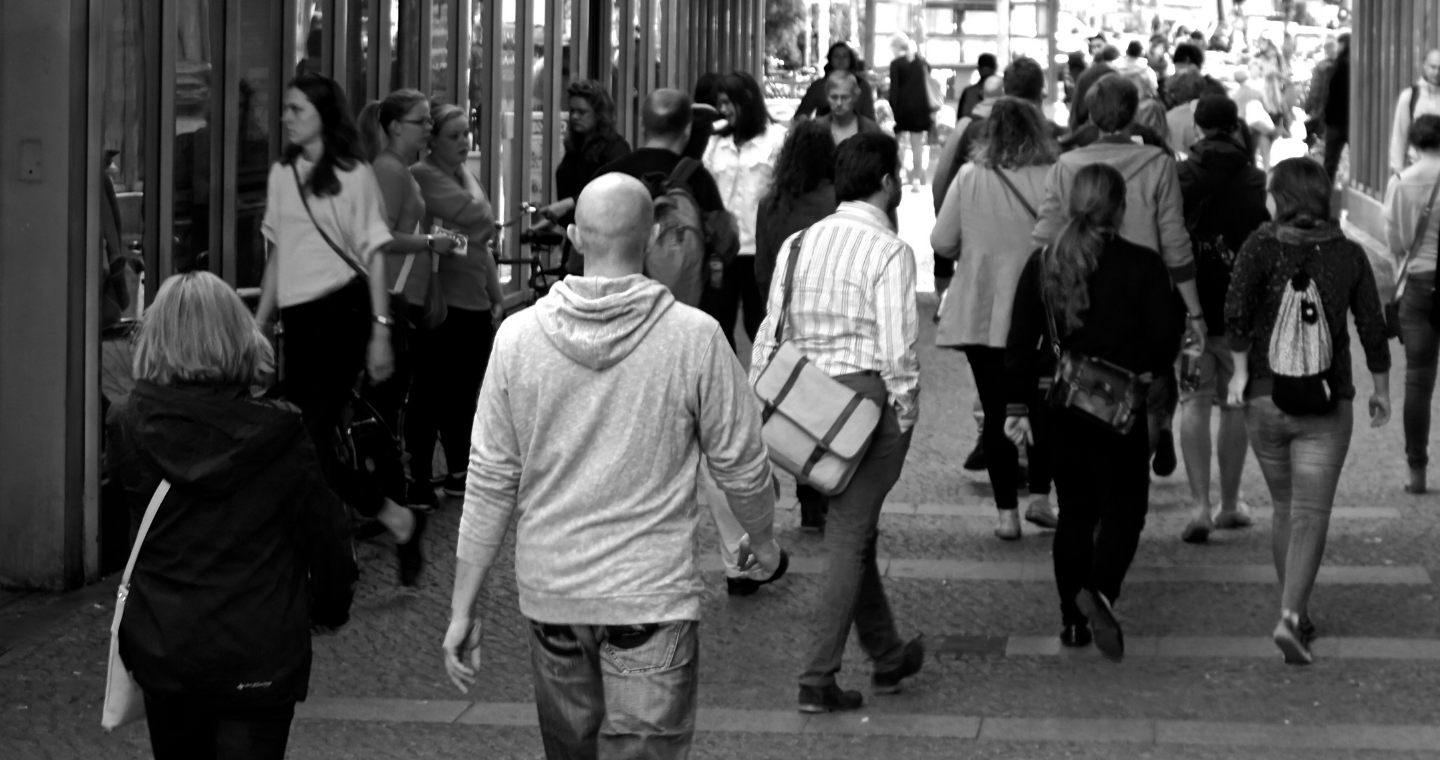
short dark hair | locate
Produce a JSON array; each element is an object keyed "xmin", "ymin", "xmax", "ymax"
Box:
[
  {"xmin": 978, "ymin": 53, "xmax": 998, "ymax": 71},
  {"xmin": 1194, "ymin": 95, "xmax": 1239, "ymax": 132},
  {"xmin": 1268, "ymin": 157, "xmax": 1332, "ymax": 225},
  {"xmin": 1126, "ymin": 41, "xmax": 1144, "ymax": 58},
  {"xmin": 1086, "ymin": 75, "xmax": 1139, "ymax": 132},
  {"xmin": 1003, "ymin": 56, "xmax": 1046, "ymax": 102},
  {"xmin": 1097, "ymin": 45, "xmax": 1122, "ymax": 63},
  {"xmin": 1165, "ymin": 70, "xmax": 1207, "ymax": 106},
  {"xmin": 641, "ymin": 89, "xmax": 693, "ymax": 138},
  {"xmin": 1173, "ymin": 42, "xmax": 1205, "ymax": 68},
  {"xmin": 1410, "ymin": 114, "xmax": 1440, "ymax": 151},
  {"xmin": 834, "ymin": 132, "xmax": 899, "ymax": 203}
]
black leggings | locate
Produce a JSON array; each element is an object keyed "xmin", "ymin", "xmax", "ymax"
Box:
[
  {"xmin": 404, "ymin": 307, "xmax": 495, "ymax": 479},
  {"xmin": 1051, "ymin": 407, "xmax": 1151, "ymax": 626},
  {"xmin": 966, "ymin": 346, "xmax": 1054, "ymax": 509},
  {"xmin": 704, "ymin": 255, "xmax": 765, "ymax": 351},
  {"xmin": 280, "ymin": 278, "xmax": 405, "ymax": 516},
  {"xmin": 145, "ymin": 693, "xmax": 294, "ymax": 760}
]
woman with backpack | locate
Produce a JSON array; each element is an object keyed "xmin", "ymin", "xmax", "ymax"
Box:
[
  {"xmin": 933, "ymin": 97, "xmax": 1060, "ymax": 540},
  {"xmin": 1004, "ymin": 164, "xmax": 1183, "ymax": 661},
  {"xmin": 1385, "ymin": 115, "xmax": 1440, "ymax": 494},
  {"xmin": 253, "ymin": 74, "xmax": 426, "ymax": 586},
  {"xmin": 1225, "ymin": 157, "xmax": 1393, "ymax": 665}
]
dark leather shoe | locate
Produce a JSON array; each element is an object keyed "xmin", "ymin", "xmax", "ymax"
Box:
[
  {"xmin": 872, "ymin": 637, "xmax": 925, "ymax": 694},
  {"xmin": 798, "ymin": 684, "xmax": 863, "ymax": 713},
  {"xmin": 1152, "ymin": 429, "xmax": 1177, "ymax": 477},
  {"xmin": 799, "ymin": 499, "xmax": 827, "ymax": 532},
  {"xmin": 1060, "ymin": 623, "xmax": 1092, "ymax": 648},
  {"xmin": 406, "ymin": 480, "xmax": 438, "ymax": 513},
  {"xmin": 1076, "ymin": 589, "xmax": 1123, "ymax": 661},
  {"xmin": 963, "ymin": 439, "xmax": 987, "ymax": 471},
  {"xmin": 397, "ymin": 509, "xmax": 426, "ymax": 587}
]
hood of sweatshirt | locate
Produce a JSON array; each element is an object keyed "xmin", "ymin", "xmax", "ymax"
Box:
[
  {"xmin": 1183, "ymin": 137, "xmax": 1257, "ymax": 196},
  {"xmin": 535, "ymin": 274, "xmax": 676, "ymax": 370},
  {"xmin": 122, "ymin": 381, "xmax": 306, "ymax": 495},
  {"xmin": 1064, "ymin": 138, "xmax": 1169, "ymax": 182}
]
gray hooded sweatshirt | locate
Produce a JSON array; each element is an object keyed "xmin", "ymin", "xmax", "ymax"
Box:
[{"xmin": 458, "ymin": 273, "xmax": 774, "ymax": 625}]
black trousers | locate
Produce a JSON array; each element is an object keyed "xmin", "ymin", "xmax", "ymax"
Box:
[
  {"xmin": 404, "ymin": 307, "xmax": 495, "ymax": 480},
  {"xmin": 704, "ymin": 255, "xmax": 764, "ymax": 351},
  {"xmin": 144, "ymin": 693, "xmax": 294, "ymax": 760},
  {"xmin": 1051, "ymin": 407, "xmax": 1151, "ymax": 625},
  {"xmin": 280, "ymin": 278, "xmax": 405, "ymax": 517},
  {"xmin": 964, "ymin": 346, "xmax": 1024, "ymax": 510},
  {"xmin": 1323, "ymin": 124, "xmax": 1348, "ymax": 183}
]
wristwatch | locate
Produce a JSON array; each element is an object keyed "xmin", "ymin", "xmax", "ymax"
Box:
[
  {"xmin": 425, "ymin": 233, "xmax": 436, "ymax": 251},
  {"xmin": 1187, "ymin": 312, "xmax": 1205, "ymax": 322},
  {"xmin": 373, "ymin": 314, "xmax": 396, "ymax": 327}
]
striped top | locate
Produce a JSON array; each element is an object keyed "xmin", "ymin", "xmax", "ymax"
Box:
[{"xmin": 749, "ymin": 201, "xmax": 920, "ymax": 425}]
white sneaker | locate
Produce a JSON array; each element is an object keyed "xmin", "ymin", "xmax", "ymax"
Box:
[
  {"xmin": 1024, "ymin": 496, "xmax": 1058, "ymax": 529},
  {"xmin": 994, "ymin": 509, "xmax": 1022, "ymax": 540}
]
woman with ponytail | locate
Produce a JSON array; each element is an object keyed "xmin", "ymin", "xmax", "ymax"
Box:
[{"xmin": 1002, "ymin": 163, "xmax": 1182, "ymax": 660}]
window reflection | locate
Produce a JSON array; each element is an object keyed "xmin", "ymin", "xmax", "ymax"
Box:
[
  {"xmin": 347, "ymin": 0, "xmax": 370, "ymax": 114},
  {"xmin": 172, "ymin": 0, "xmax": 214, "ymax": 274},
  {"xmin": 234, "ymin": 1, "xmax": 278, "ymax": 289},
  {"xmin": 430, "ymin": 0, "xmax": 452, "ymax": 104}
]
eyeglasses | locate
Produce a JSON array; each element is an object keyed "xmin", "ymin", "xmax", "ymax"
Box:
[{"xmin": 399, "ymin": 117, "xmax": 434, "ymax": 128}]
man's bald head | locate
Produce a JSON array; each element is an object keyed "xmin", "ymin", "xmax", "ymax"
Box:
[
  {"xmin": 571, "ymin": 173, "xmax": 654, "ymax": 273},
  {"xmin": 982, "ymin": 74, "xmax": 1004, "ymax": 100},
  {"xmin": 642, "ymin": 88, "xmax": 693, "ymax": 140}
]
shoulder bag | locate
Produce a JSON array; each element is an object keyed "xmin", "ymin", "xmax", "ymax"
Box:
[
  {"xmin": 291, "ymin": 164, "xmax": 410, "ymax": 358},
  {"xmin": 1386, "ymin": 177, "xmax": 1440, "ymax": 339},
  {"xmin": 101, "ymin": 479, "xmax": 171, "ymax": 731},
  {"xmin": 993, "ymin": 168, "xmax": 1039, "ymax": 220},
  {"xmin": 752, "ymin": 232, "xmax": 882, "ymax": 495},
  {"xmin": 1039, "ymin": 265, "xmax": 1146, "ymax": 435}
]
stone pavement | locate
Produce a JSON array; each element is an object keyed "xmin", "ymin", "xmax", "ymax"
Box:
[{"xmin": 4, "ymin": 188, "xmax": 1440, "ymax": 758}]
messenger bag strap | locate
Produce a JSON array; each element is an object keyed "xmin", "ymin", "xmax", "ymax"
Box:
[
  {"xmin": 292, "ymin": 163, "xmax": 369, "ymax": 282},
  {"xmin": 993, "ymin": 168, "xmax": 1038, "ymax": 220},
  {"xmin": 1395, "ymin": 177, "xmax": 1440, "ymax": 302},
  {"xmin": 113, "ymin": 479, "xmax": 171, "ymax": 631},
  {"xmin": 768, "ymin": 230, "xmax": 807, "ymax": 364},
  {"xmin": 760, "ymin": 354, "xmax": 810, "ymax": 423}
]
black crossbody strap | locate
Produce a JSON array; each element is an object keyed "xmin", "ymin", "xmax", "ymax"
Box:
[
  {"xmin": 292, "ymin": 163, "xmax": 369, "ymax": 281},
  {"xmin": 1395, "ymin": 177, "xmax": 1440, "ymax": 300},
  {"xmin": 994, "ymin": 168, "xmax": 1038, "ymax": 220},
  {"xmin": 1037, "ymin": 248, "xmax": 1062, "ymax": 360}
]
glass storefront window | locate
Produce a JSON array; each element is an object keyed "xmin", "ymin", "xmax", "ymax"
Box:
[
  {"xmin": 172, "ymin": 0, "xmax": 214, "ymax": 274},
  {"xmin": 100, "ymin": 0, "xmax": 147, "ymax": 297},
  {"xmin": 234, "ymin": 0, "xmax": 280, "ymax": 289},
  {"xmin": 430, "ymin": 0, "xmax": 452, "ymax": 104},
  {"xmin": 346, "ymin": 0, "xmax": 371, "ymax": 114},
  {"xmin": 392, "ymin": 0, "xmax": 421, "ymax": 92}
]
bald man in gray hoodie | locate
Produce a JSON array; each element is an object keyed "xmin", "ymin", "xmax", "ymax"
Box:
[{"xmin": 443, "ymin": 173, "xmax": 783, "ymax": 758}]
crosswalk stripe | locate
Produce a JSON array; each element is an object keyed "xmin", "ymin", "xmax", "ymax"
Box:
[
  {"xmin": 293, "ymin": 698, "xmax": 1440, "ymax": 751},
  {"xmin": 771, "ymin": 502, "xmax": 1402, "ymax": 520},
  {"xmin": 995, "ymin": 635, "xmax": 1440, "ymax": 660},
  {"xmin": 700, "ymin": 556, "xmax": 1433, "ymax": 585}
]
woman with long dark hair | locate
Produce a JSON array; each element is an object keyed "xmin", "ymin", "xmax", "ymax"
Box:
[
  {"xmin": 1226, "ymin": 158, "xmax": 1391, "ymax": 664},
  {"xmin": 542, "ymin": 79, "xmax": 632, "ymax": 272},
  {"xmin": 933, "ymin": 98, "xmax": 1060, "ymax": 539},
  {"xmin": 356, "ymin": 89, "xmax": 460, "ymax": 510},
  {"xmin": 795, "ymin": 41, "xmax": 876, "ymax": 122},
  {"xmin": 408, "ymin": 103, "xmax": 505, "ymax": 503},
  {"xmin": 111, "ymin": 271, "xmax": 356, "ymax": 760},
  {"xmin": 753, "ymin": 120, "xmax": 838, "ymax": 531},
  {"xmin": 253, "ymin": 73, "xmax": 424, "ymax": 585},
  {"xmin": 1004, "ymin": 164, "xmax": 1182, "ymax": 661},
  {"xmin": 705, "ymin": 70, "xmax": 787, "ymax": 348}
]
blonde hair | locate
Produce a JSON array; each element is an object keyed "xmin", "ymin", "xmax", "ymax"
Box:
[{"xmin": 132, "ymin": 272, "xmax": 273, "ymax": 386}]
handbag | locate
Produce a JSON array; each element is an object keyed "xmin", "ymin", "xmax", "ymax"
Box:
[
  {"xmin": 1386, "ymin": 177, "xmax": 1440, "ymax": 339},
  {"xmin": 291, "ymin": 164, "xmax": 410, "ymax": 357},
  {"xmin": 1039, "ymin": 272, "xmax": 1145, "ymax": 435},
  {"xmin": 101, "ymin": 479, "xmax": 171, "ymax": 731},
  {"xmin": 752, "ymin": 232, "xmax": 882, "ymax": 495}
]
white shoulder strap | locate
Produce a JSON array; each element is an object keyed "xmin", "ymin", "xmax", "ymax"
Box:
[{"xmin": 120, "ymin": 480, "xmax": 171, "ymax": 588}]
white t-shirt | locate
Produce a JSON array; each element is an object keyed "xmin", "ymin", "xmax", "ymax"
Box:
[
  {"xmin": 261, "ymin": 157, "xmax": 394, "ymax": 308},
  {"xmin": 704, "ymin": 125, "xmax": 788, "ymax": 257}
]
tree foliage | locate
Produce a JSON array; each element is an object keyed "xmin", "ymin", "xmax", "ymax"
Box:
[{"xmin": 766, "ymin": 0, "xmax": 808, "ymax": 60}]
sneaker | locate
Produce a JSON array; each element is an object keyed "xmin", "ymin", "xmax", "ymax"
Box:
[
  {"xmin": 1076, "ymin": 589, "xmax": 1123, "ymax": 661},
  {"xmin": 798, "ymin": 684, "xmax": 864, "ymax": 713},
  {"xmin": 1298, "ymin": 614, "xmax": 1317, "ymax": 646},
  {"xmin": 1213, "ymin": 503, "xmax": 1255, "ymax": 529},
  {"xmin": 1180, "ymin": 517, "xmax": 1212, "ymax": 544},
  {"xmin": 726, "ymin": 550, "xmax": 790, "ymax": 597},
  {"xmin": 872, "ymin": 637, "xmax": 926, "ymax": 694},
  {"xmin": 1060, "ymin": 622, "xmax": 1092, "ymax": 648},
  {"xmin": 962, "ymin": 440, "xmax": 987, "ymax": 472},
  {"xmin": 994, "ymin": 509, "xmax": 1022, "ymax": 540},
  {"xmin": 799, "ymin": 498, "xmax": 827, "ymax": 532},
  {"xmin": 406, "ymin": 480, "xmax": 439, "ymax": 513},
  {"xmin": 441, "ymin": 473, "xmax": 466, "ymax": 498},
  {"xmin": 1273, "ymin": 611, "xmax": 1314, "ymax": 665},
  {"xmin": 1152, "ymin": 429, "xmax": 1177, "ymax": 477},
  {"xmin": 396, "ymin": 509, "xmax": 426, "ymax": 587},
  {"xmin": 1024, "ymin": 497, "xmax": 1058, "ymax": 529}
]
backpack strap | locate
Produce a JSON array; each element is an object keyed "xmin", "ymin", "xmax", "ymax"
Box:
[
  {"xmin": 1411, "ymin": 85, "xmax": 1421, "ymax": 124},
  {"xmin": 669, "ymin": 157, "xmax": 701, "ymax": 187}
]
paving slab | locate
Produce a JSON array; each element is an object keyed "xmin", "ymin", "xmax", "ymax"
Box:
[
  {"xmin": 294, "ymin": 697, "xmax": 471, "ymax": 724},
  {"xmin": 978, "ymin": 716, "xmax": 1156, "ymax": 743},
  {"xmin": 803, "ymin": 711, "xmax": 981, "ymax": 738},
  {"xmin": 454, "ymin": 701, "xmax": 540, "ymax": 727}
]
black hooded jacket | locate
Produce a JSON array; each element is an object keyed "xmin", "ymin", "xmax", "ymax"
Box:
[
  {"xmin": 1177, "ymin": 135, "xmax": 1271, "ymax": 336},
  {"xmin": 106, "ymin": 381, "xmax": 356, "ymax": 706}
]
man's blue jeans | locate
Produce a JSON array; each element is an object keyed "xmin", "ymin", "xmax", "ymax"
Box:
[
  {"xmin": 527, "ymin": 619, "xmax": 699, "ymax": 760},
  {"xmin": 799, "ymin": 373, "xmax": 911, "ymax": 688}
]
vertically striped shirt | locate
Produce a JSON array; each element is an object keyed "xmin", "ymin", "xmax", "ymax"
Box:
[{"xmin": 749, "ymin": 201, "xmax": 920, "ymax": 424}]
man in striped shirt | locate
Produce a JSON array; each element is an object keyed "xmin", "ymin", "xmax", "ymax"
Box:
[{"xmin": 750, "ymin": 132, "xmax": 924, "ymax": 713}]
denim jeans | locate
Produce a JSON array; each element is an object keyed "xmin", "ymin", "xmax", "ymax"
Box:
[
  {"xmin": 1400, "ymin": 273, "xmax": 1440, "ymax": 469},
  {"xmin": 799, "ymin": 373, "xmax": 911, "ymax": 688},
  {"xmin": 1245, "ymin": 397, "xmax": 1353, "ymax": 616},
  {"xmin": 144, "ymin": 692, "xmax": 294, "ymax": 760},
  {"xmin": 527, "ymin": 619, "xmax": 699, "ymax": 760}
]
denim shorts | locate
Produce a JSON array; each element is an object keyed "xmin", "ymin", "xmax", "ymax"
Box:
[{"xmin": 1178, "ymin": 336, "xmax": 1240, "ymax": 409}]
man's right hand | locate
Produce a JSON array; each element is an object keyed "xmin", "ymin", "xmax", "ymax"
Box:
[{"xmin": 739, "ymin": 535, "xmax": 784, "ymax": 581}]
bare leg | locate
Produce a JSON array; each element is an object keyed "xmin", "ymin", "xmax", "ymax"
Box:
[
  {"xmin": 1179, "ymin": 396, "xmax": 1213, "ymax": 524},
  {"xmin": 1215, "ymin": 407, "xmax": 1249, "ymax": 513}
]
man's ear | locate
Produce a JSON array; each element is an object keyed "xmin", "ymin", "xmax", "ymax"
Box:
[{"xmin": 567, "ymin": 223, "xmax": 582, "ymax": 253}]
